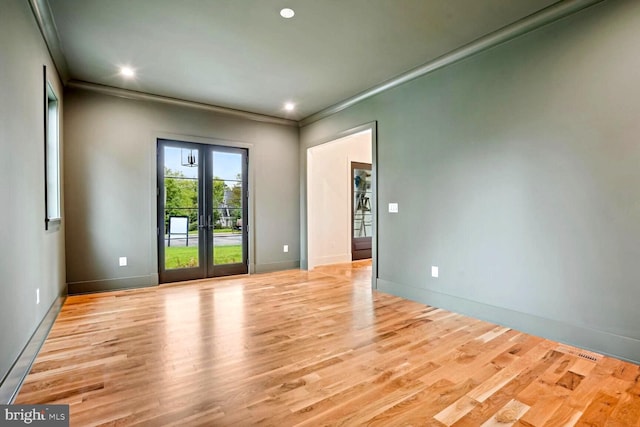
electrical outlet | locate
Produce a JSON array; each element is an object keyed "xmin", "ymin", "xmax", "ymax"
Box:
[
  {"xmin": 119, "ymin": 256, "xmax": 127, "ymax": 267},
  {"xmin": 36, "ymin": 288, "xmax": 40, "ymax": 305},
  {"xmin": 283, "ymin": 245, "xmax": 289, "ymax": 253},
  {"xmin": 388, "ymin": 203, "xmax": 399, "ymax": 213},
  {"xmin": 431, "ymin": 266, "xmax": 439, "ymax": 278}
]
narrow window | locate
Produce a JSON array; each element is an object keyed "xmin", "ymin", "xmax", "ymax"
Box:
[{"xmin": 44, "ymin": 67, "xmax": 61, "ymax": 229}]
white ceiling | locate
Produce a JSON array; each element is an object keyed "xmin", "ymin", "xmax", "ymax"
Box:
[{"xmin": 47, "ymin": 0, "xmax": 560, "ymax": 121}]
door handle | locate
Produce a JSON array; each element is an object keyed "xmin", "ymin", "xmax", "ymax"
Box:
[
  {"xmin": 207, "ymin": 214, "xmax": 213, "ymax": 230},
  {"xmin": 198, "ymin": 215, "xmax": 207, "ymax": 229}
]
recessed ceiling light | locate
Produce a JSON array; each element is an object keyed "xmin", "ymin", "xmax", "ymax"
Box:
[
  {"xmin": 284, "ymin": 102, "xmax": 295, "ymax": 111},
  {"xmin": 280, "ymin": 8, "xmax": 295, "ymax": 19},
  {"xmin": 120, "ymin": 66, "xmax": 135, "ymax": 78}
]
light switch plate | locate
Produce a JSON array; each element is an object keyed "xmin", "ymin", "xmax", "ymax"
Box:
[
  {"xmin": 388, "ymin": 203, "xmax": 399, "ymax": 213},
  {"xmin": 431, "ymin": 266, "xmax": 439, "ymax": 278}
]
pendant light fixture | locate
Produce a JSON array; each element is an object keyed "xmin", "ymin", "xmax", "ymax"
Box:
[{"xmin": 181, "ymin": 148, "xmax": 197, "ymax": 167}]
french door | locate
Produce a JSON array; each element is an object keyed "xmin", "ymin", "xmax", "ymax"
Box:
[{"xmin": 157, "ymin": 139, "xmax": 248, "ymax": 283}]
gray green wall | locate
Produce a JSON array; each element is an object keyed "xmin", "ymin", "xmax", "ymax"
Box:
[
  {"xmin": 0, "ymin": 0, "xmax": 66, "ymax": 397},
  {"xmin": 300, "ymin": 0, "xmax": 640, "ymax": 362},
  {"xmin": 64, "ymin": 88, "xmax": 299, "ymax": 292}
]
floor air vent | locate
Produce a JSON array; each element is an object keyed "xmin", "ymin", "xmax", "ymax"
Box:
[{"xmin": 555, "ymin": 345, "xmax": 602, "ymax": 363}]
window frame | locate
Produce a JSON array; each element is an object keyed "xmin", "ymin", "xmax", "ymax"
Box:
[{"xmin": 44, "ymin": 65, "xmax": 61, "ymax": 229}]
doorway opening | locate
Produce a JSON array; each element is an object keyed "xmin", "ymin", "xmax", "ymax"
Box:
[
  {"xmin": 157, "ymin": 139, "xmax": 248, "ymax": 283},
  {"xmin": 307, "ymin": 127, "xmax": 374, "ymax": 273}
]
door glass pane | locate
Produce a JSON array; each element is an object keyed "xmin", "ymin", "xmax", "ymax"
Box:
[
  {"xmin": 353, "ymin": 168, "xmax": 372, "ymax": 238},
  {"xmin": 163, "ymin": 146, "xmax": 199, "ymax": 269},
  {"xmin": 212, "ymin": 152, "xmax": 243, "ymax": 265}
]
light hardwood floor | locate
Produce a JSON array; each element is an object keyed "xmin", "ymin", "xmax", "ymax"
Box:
[{"xmin": 16, "ymin": 261, "xmax": 640, "ymax": 426}]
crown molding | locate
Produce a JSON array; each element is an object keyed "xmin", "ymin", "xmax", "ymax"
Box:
[
  {"xmin": 30, "ymin": 0, "xmax": 603, "ymax": 129},
  {"xmin": 28, "ymin": 0, "xmax": 70, "ymax": 82},
  {"xmin": 29, "ymin": 1, "xmax": 296, "ymax": 126},
  {"xmin": 299, "ymin": 0, "xmax": 603, "ymax": 127},
  {"xmin": 66, "ymin": 80, "xmax": 298, "ymax": 127}
]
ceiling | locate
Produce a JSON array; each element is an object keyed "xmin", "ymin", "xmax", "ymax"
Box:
[{"xmin": 46, "ymin": 0, "xmax": 560, "ymax": 121}]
